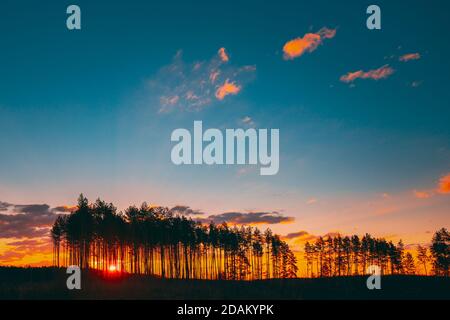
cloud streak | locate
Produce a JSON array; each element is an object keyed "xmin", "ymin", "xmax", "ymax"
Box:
[
  {"xmin": 413, "ymin": 190, "xmax": 431, "ymax": 199},
  {"xmin": 282, "ymin": 230, "xmax": 342, "ymax": 247},
  {"xmin": 169, "ymin": 205, "xmax": 204, "ymax": 216},
  {"xmin": 283, "ymin": 231, "xmax": 311, "ymax": 240},
  {"xmin": 240, "ymin": 116, "xmax": 255, "ymax": 127},
  {"xmin": 197, "ymin": 211, "xmax": 294, "ymax": 225},
  {"xmin": 399, "ymin": 53, "xmax": 421, "ymax": 62},
  {"xmin": 340, "ymin": 65, "xmax": 394, "ymax": 83}
]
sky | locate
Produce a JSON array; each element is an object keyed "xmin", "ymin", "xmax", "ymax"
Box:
[{"xmin": 0, "ymin": 0, "xmax": 449, "ymax": 269}]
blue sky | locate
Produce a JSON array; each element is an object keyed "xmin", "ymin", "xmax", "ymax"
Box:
[{"xmin": 1, "ymin": 0, "xmax": 449, "ymax": 247}]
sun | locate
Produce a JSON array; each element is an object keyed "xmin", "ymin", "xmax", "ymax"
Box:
[{"xmin": 108, "ymin": 265, "xmax": 118, "ymax": 272}]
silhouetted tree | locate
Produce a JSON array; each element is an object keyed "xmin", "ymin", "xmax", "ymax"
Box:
[
  {"xmin": 416, "ymin": 245, "xmax": 430, "ymax": 275},
  {"xmin": 351, "ymin": 235, "xmax": 360, "ymax": 275},
  {"xmin": 304, "ymin": 242, "xmax": 314, "ymax": 277},
  {"xmin": 430, "ymin": 228, "xmax": 449, "ymax": 276},
  {"xmin": 404, "ymin": 252, "xmax": 416, "ymax": 275},
  {"xmin": 50, "ymin": 215, "xmax": 65, "ymax": 267}
]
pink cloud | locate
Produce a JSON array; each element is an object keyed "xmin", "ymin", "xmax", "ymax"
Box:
[
  {"xmin": 399, "ymin": 53, "xmax": 421, "ymax": 62},
  {"xmin": 209, "ymin": 70, "xmax": 220, "ymax": 83},
  {"xmin": 318, "ymin": 27, "xmax": 337, "ymax": 39},
  {"xmin": 413, "ymin": 190, "xmax": 432, "ymax": 199},
  {"xmin": 340, "ymin": 65, "xmax": 394, "ymax": 83}
]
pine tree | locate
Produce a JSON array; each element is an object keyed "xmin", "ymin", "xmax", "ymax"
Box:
[
  {"xmin": 430, "ymin": 228, "xmax": 450, "ymax": 276},
  {"xmin": 416, "ymin": 245, "xmax": 429, "ymax": 275},
  {"xmin": 404, "ymin": 252, "xmax": 416, "ymax": 275}
]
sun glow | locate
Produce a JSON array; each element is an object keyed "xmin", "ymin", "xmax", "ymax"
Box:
[{"xmin": 108, "ymin": 265, "xmax": 118, "ymax": 272}]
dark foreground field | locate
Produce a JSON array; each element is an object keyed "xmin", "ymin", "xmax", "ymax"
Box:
[{"xmin": 0, "ymin": 267, "xmax": 448, "ymax": 300}]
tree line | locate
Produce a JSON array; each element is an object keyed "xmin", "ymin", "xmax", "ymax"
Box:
[
  {"xmin": 303, "ymin": 228, "xmax": 449, "ymax": 277},
  {"xmin": 51, "ymin": 194, "xmax": 298, "ymax": 280}
]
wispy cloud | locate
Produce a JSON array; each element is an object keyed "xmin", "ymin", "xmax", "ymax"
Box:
[
  {"xmin": 413, "ymin": 190, "xmax": 432, "ymax": 199},
  {"xmin": 52, "ymin": 205, "xmax": 78, "ymax": 213},
  {"xmin": 197, "ymin": 211, "xmax": 294, "ymax": 225},
  {"xmin": 340, "ymin": 64, "xmax": 394, "ymax": 83},
  {"xmin": 169, "ymin": 205, "xmax": 204, "ymax": 216},
  {"xmin": 411, "ymin": 80, "xmax": 422, "ymax": 88},
  {"xmin": 283, "ymin": 230, "xmax": 312, "ymax": 240},
  {"xmin": 282, "ymin": 230, "xmax": 342, "ymax": 247},
  {"xmin": 149, "ymin": 49, "xmax": 255, "ymax": 113},
  {"xmin": 399, "ymin": 53, "xmax": 421, "ymax": 62},
  {"xmin": 283, "ymin": 27, "xmax": 336, "ymax": 60},
  {"xmin": 240, "ymin": 116, "xmax": 255, "ymax": 127}
]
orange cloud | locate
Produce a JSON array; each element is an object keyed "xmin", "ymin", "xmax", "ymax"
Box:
[
  {"xmin": 438, "ymin": 173, "xmax": 450, "ymax": 194},
  {"xmin": 218, "ymin": 47, "xmax": 229, "ymax": 62},
  {"xmin": 283, "ymin": 27, "xmax": 336, "ymax": 60},
  {"xmin": 407, "ymin": 173, "xmax": 450, "ymax": 199},
  {"xmin": 340, "ymin": 65, "xmax": 394, "ymax": 83},
  {"xmin": 413, "ymin": 190, "xmax": 432, "ymax": 199},
  {"xmin": 399, "ymin": 53, "xmax": 421, "ymax": 62},
  {"xmin": 215, "ymin": 79, "xmax": 241, "ymax": 100}
]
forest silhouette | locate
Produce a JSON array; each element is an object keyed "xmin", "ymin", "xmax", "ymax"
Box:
[
  {"xmin": 303, "ymin": 230, "xmax": 449, "ymax": 277},
  {"xmin": 50, "ymin": 194, "xmax": 298, "ymax": 280},
  {"xmin": 51, "ymin": 195, "xmax": 449, "ymax": 280}
]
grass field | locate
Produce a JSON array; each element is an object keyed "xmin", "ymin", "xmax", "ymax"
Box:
[{"xmin": 0, "ymin": 267, "xmax": 448, "ymax": 300}]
